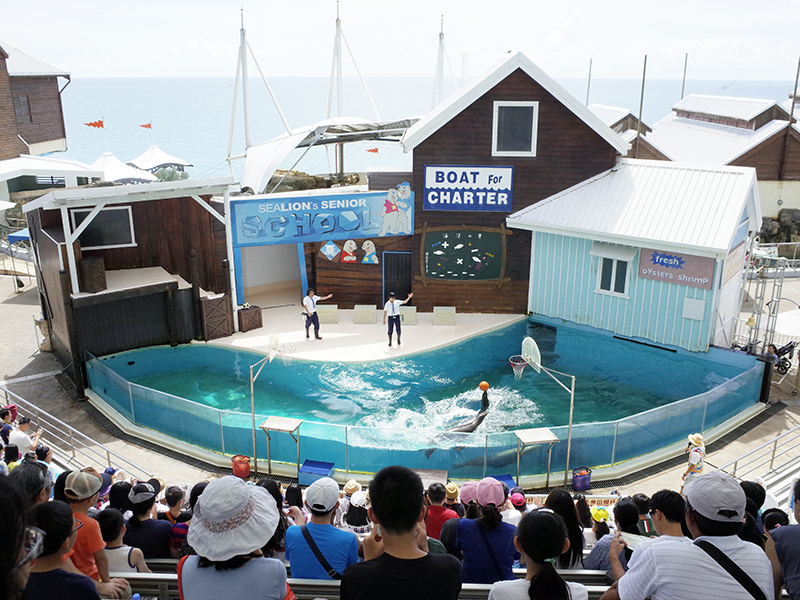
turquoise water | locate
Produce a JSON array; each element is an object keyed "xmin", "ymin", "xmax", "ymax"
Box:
[{"xmin": 96, "ymin": 319, "xmax": 746, "ymax": 434}]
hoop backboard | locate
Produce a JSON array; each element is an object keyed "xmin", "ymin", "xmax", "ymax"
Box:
[
  {"xmin": 521, "ymin": 336, "xmax": 541, "ymax": 373},
  {"xmin": 268, "ymin": 329, "xmax": 280, "ymax": 363}
]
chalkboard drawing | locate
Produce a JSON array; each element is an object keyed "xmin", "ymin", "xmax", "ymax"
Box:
[
  {"xmin": 341, "ymin": 239, "xmax": 358, "ymax": 263},
  {"xmin": 320, "ymin": 240, "xmax": 341, "ymax": 261},
  {"xmin": 362, "ymin": 240, "xmax": 379, "ymax": 264}
]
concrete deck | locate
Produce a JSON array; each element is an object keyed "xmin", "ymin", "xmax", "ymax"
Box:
[{"xmin": 1, "ymin": 274, "xmax": 799, "ymax": 498}]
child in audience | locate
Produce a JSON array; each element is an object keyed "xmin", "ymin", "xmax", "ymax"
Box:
[{"xmin": 96, "ymin": 508, "xmax": 151, "ymax": 574}]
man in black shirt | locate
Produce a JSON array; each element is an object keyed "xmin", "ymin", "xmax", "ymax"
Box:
[{"xmin": 341, "ymin": 466, "xmax": 461, "ymax": 600}]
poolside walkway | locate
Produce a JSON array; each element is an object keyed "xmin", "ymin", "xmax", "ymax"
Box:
[{"xmin": 1, "ymin": 274, "xmax": 799, "ymax": 498}]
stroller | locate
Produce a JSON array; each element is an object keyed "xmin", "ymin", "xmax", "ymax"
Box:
[{"xmin": 773, "ymin": 341, "xmax": 797, "ymax": 375}]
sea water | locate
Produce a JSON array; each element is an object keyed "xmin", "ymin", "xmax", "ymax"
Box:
[
  {"xmin": 96, "ymin": 319, "xmax": 747, "ymax": 434},
  {"xmin": 59, "ymin": 76, "xmax": 796, "ymax": 181}
]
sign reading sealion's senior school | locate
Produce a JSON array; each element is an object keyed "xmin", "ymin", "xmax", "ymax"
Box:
[
  {"xmin": 424, "ymin": 165, "xmax": 514, "ymax": 212},
  {"xmin": 638, "ymin": 248, "xmax": 715, "ymax": 290},
  {"xmin": 231, "ymin": 188, "xmax": 414, "ymax": 247}
]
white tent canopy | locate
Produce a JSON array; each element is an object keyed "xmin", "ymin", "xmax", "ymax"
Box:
[
  {"xmin": 128, "ymin": 145, "xmax": 193, "ymax": 172},
  {"xmin": 91, "ymin": 152, "xmax": 158, "ymax": 184}
]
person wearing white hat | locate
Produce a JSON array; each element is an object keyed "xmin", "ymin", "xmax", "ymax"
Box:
[
  {"xmin": 285, "ymin": 477, "xmax": 359, "ymax": 580},
  {"xmin": 681, "ymin": 433, "xmax": 705, "ymax": 493},
  {"xmin": 178, "ymin": 476, "xmax": 286, "ymax": 600},
  {"xmin": 603, "ymin": 471, "xmax": 773, "ymax": 600}
]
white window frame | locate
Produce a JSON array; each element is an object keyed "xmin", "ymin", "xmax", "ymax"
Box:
[
  {"xmin": 492, "ymin": 101, "xmax": 539, "ymax": 157},
  {"xmin": 589, "ymin": 242, "xmax": 636, "ymax": 298},
  {"xmin": 597, "ymin": 256, "xmax": 629, "ymax": 297},
  {"xmin": 70, "ymin": 206, "xmax": 137, "ymax": 250}
]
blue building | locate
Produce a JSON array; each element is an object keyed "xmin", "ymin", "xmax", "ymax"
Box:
[{"xmin": 506, "ymin": 158, "xmax": 761, "ymax": 352}]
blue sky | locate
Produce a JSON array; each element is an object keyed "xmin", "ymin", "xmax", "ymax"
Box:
[{"xmin": 3, "ymin": 0, "xmax": 800, "ymax": 81}]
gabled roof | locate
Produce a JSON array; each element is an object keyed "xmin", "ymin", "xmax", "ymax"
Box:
[
  {"xmin": 400, "ymin": 52, "xmax": 629, "ymax": 155},
  {"xmin": 672, "ymin": 94, "xmax": 787, "ymax": 123},
  {"xmin": 0, "ymin": 155, "xmax": 102, "ymax": 182},
  {"xmin": 506, "ymin": 158, "xmax": 760, "ymax": 258},
  {"xmin": 0, "ymin": 38, "xmax": 69, "ymax": 78},
  {"xmin": 646, "ymin": 113, "xmax": 796, "ymax": 165},
  {"xmin": 128, "ymin": 145, "xmax": 193, "ymax": 171},
  {"xmin": 24, "ymin": 177, "xmax": 236, "ymax": 213},
  {"xmin": 588, "ymin": 104, "xmax": 633, "ymax": 128}
]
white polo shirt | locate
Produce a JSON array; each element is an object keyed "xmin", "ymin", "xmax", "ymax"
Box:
[
  {"xmin": 618, "ymin": 535, "xmax": 773, "ymax": 600},
  {"xmin": 8, "ymin": 428, "xmax": 34, "ymax": 451}
]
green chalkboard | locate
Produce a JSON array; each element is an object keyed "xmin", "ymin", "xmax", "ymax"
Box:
[{"xmin": 423, "ymin": 229, "xmax": 504, "ymax": 280}]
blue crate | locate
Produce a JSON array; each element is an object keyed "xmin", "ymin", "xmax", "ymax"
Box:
[
  {"xmin": 299, "ymin": 459, "xmax": 335, "ymax": 486},
  {"xmin": 490, "ymin": 474, "xmax": 516, "ymax": 490}
]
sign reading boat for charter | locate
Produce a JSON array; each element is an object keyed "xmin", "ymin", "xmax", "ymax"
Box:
[
  {"xmin": 638, "ymin": 248, "xmax": 715, "ymax": 290},
  {"xmin": 424, "ymin": 165, "xmax": 514, "ymax": 212}
]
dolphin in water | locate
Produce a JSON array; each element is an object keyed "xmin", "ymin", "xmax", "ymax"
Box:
[{"xmin": 447, "ymin": 410, "xmax": 488, "ymax": 433}]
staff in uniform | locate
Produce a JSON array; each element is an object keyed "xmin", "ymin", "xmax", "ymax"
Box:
[
  {"xmin": 303, "ymin": 288, "xmax": 333, "ymax": 340},
  {"xmin": 382, "ymin": 291, "xmax": 413, "ymax": 347}
]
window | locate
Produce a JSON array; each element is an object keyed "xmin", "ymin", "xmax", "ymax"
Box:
[
  {"xmin": 492, "ymin": 101, "xmax": 538, "ymax": 157},
  {"xmin": 589, "ymin": 242, "xmax": 637, "ymax": 297},
  {"xmin": 71, "ymin": 206, "xmax": 136, "ymax": 250},
  {"xmin": 13, "ymin": 96, "xmax": 32, "ymax": 124}
]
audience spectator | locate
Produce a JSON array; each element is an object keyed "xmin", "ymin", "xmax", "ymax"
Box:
[
  {"xmin": 574, "ymin": 494, "xmax": 592, "ymax": 529},
  {"xmin": 588, "ymin": 506, "xmax": 611, "ymax": 548},
  {"xmin": 7, "ymin": 418, "xmax": 42, "ymax": 453},
  {"xmin": 335, "ymin": 479, "xmax": 362, "ymax": 527},
  {"xmin": 584, "ymin": 500, "xmax": 638, "ymax": 572},
  {"xmin": 107, "ymin": 482, "xmax": 132, "ymax": 519},
  {"xmin": 63, "ymin": 470, "xmax": 130, "ymax": 598},
  {"xmin": 425, "ymin": 482, "xmax": 459, "ymax": 540},
  {"xmin": 739, "ymin": 497, "xmax": 766, "ymax": 549},
  {"xmin": 285, "ymin": 477, "xmax": 359, "ymax": 579},
  {"xmin": 52, "ymin": 470, "xmax": 72, "ymax": 503},
  {"xmin": 175, "ymin": 482, "xmax": 209, "ymax": 557},
  {"xmin": 179, "ymin": 476, "xmax": 287, "ymax": 600},
  {"xmin": 284, "ymin": 483, "xmax": 306, "ymax": 516},
  {"xmin": 22, "ymin": 500, "xmax": 101, "ymax": 600},
  {"xmin": 8, "ymin": 460, "xmax": 51, "ymax": 507},
  {"xmin": 488, "ymin": 508, "xmax": 588, "ymax": 600},
  {"xmin": 630, "ymin": 493, "xmax": 657, "ymax": 537},
  {"xmin": 440, "ymin": 480, "xmax": 479, "ymax": 559},
  {"xmin": 1, "ymin": 477, "xmax": 37, "ymax": 600},
  {"xmin": 498, "ymin": 483, "xmax": 522, "ymax": 527},
  {"xmin": 343, "ymin": 491, "xmax": 372, "ymax": 536},
  {"xmin": 256, "ymin": 479, "xmax": 296, "ymax": 564},
  {"xmin": 766, "ymin": 478, "xmax": 800, "ymax": 600},
  {"xmin": 5, "ymin": 444, "xmax": 21, "ymax": 470},
  {"xmin": 509, "ymin": 487, "xmax": 528, "ymax": 517},
  {"xmin": 456, "ymin": 477, "xmax": 519, "ymax": 583},
  {"xmin": 341, "ymin": 465, "xmax": 461, "ymax": 600},
  {"xmin": 544, "ymin": 489, "xmax": 585, "ymax": 569},
  {"xmin": 444, "ymin": 482, "xmax": 466, "ymax": 517},
  {"xmin": 123, "ymin": 479, "xmax": 176, "ymax": 559},
  {"xmin": 34, "ymin": 445, "xmax": 60, "ymax": 493},
  {"xmin": 602, "ymin": 471, "xmax": 773, "ymax": 600},
  {"xmin": 0, "ymin": 408, "xmax": 13, "ymax": 445},
  {"xmin": 158, "ymin": 485, "xmax": 192, "ymax": 525},
  {"xmin": 762, "ymin": 507, "xmax": 790, "ymax": 538},
  {"xmin": 96, "ymin": 508, "xmax": 150, "ymax": 574}
]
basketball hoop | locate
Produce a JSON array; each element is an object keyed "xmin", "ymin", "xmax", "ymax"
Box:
[
  {"xmin": 277, "ymin": 344, "xmax": 295, "ymax": 366},
  {"xmin": 510, "ymin": 355, "xmax": 527, "ymax": 379}
]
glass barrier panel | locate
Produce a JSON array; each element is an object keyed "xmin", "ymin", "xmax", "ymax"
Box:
[{"xmin": 86, "ymin": 357, "xmax": 133, "ymax": 421}]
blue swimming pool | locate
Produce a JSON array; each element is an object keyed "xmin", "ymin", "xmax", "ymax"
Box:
[{"xmin": 86, "ymin": 318, "xmax": 764, "ymax": 481}]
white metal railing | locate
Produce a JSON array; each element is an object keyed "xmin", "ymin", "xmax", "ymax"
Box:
[
  {"xmin": 0, "ymin": 385, "xmax": 152, "ymax": 480},
  {"xmin": 714, "ymin": 423, "xmax": 800, "ymax": 480}
]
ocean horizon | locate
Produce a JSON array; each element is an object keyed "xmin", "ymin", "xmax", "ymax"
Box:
[{"xmin": 57, "ymin": 76, "xmax": 797, "ymax": 181}]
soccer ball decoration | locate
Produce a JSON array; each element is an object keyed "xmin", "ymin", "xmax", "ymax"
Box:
[{"xmin": 242, "ymin": 303, "xmax": 251, "ymax": 310}]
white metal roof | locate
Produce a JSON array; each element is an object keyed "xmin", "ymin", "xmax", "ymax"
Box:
[
  {"xmin": 0, "ymin": 39, "xmax": 69, "ymax": 78},
  {"xmin": 672, "ymin": 94, "xmax": 787, "ymax": 122},
  {"xmin": 646, "ymin": 113, "xmax": 795, "ymax": 165},
  {"xmin": 128, "ymin": 145, "xmax": 193, "ymax": 171},
  {"xmin": 91, "ymin": 152, "xmax": 158, "ymax": 184},
  {"xmin": 23, "ymin": 176, "xmax": 236, "ymax": 213},
  {"xmin": 588, "ymin": 104, "xmax": 632, "ymax": 128},
  {"xmin": 401, "ymin": 52, "xmax": 630, "ymax": 156},
  {"xmin": 0, "ymin": 155, "xmax": 102, "ymax": 182},
  {"xmin": 506, "ymin": 158, "xmax": 760, "ymax": 258}
]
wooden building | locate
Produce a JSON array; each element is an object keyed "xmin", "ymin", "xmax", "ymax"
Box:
[
  {"xmin": 23, "ymin": 178, "xmax": 234, "ymax": 389},
  {"xmin": 0, "ymin": 39, "xmax": 70, "ymax": 158}
]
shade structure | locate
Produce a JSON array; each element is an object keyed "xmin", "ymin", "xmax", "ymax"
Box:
[
  {"xmin": 7, "ymin": 227, "xmax": 29, "ymax": 244},
  {"xmin": 91, "ymin": 152, "xmax": 157, "ymax": 184},
  {"xmin": 128, "ymin": 145, "xmax": 192, "ymax": 172}
]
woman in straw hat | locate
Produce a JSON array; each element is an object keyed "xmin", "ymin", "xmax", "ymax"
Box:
[
  {"xmin": 178, "ymin": 476, "xmax": 287, "ymax": 600},
  {"xmin": 681, "ymin": 433, "xmax": 705, "ymax": 493}
]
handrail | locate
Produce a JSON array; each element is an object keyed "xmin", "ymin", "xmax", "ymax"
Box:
[
  {"xmin": 0, "ymin": 385, "xmax": 152, "ymax": 481},
  {"xmin": 714, "ymin": 423, "xmax": 800, "ymax": 480}
]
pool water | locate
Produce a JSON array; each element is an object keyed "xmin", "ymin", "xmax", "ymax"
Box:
[{"xmin": 97, "ymin": 319, "xmax": 745, "ymax": 434}]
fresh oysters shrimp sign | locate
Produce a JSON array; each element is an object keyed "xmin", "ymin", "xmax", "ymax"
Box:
[
  {"xmin": 638, "ymin": 248, "xmax": 715, "ymax": 289},
  {"xmin": 424, "ymin": 165, "xmax": 514, "ymax": 212}
]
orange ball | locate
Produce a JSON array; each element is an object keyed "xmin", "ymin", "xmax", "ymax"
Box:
[{"xmin": 479, "ymin": 381, "xmax": 490, "ymax": 391}]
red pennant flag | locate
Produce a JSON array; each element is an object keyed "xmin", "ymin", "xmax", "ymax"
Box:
[
  {"xmin": 84, "ymin": 120, "xmax": 104, "ymax": 129},
  {"xmin": 140, "ymin": 122, "xmax": 152, "ymax": 129},
  {"xmin": 366, "ymin": 147, "xmax": 378, "ymax": 154}
]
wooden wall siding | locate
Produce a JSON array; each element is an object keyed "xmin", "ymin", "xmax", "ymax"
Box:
[
  {"xmin": 305, "ymin": 235, "xmax": 413, "ymax": 308},
  {"xmin": 530, "ymin": 232, "xmax": 715, "ymax": 352},
  {"xmin": 9, "ymin": 77, "xmax": 66, "ymax": 146},
  {"xmin": 410, "ymin": 68, "xmax": 619, "ymax": 313},
  {"xmin": 77, "ymin": 196, "xmax": 228, "ymax": 293},
  {"xmin": 367, "ymin": 172, "xmax": 413, "ymax": 191},
  {"xmin": 0, "ymin": 59, "xmax": 29, "ymax": 160},
  {"xmin": 731, "ymin": 128, "xmax": 800, "ymax": 181}
]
